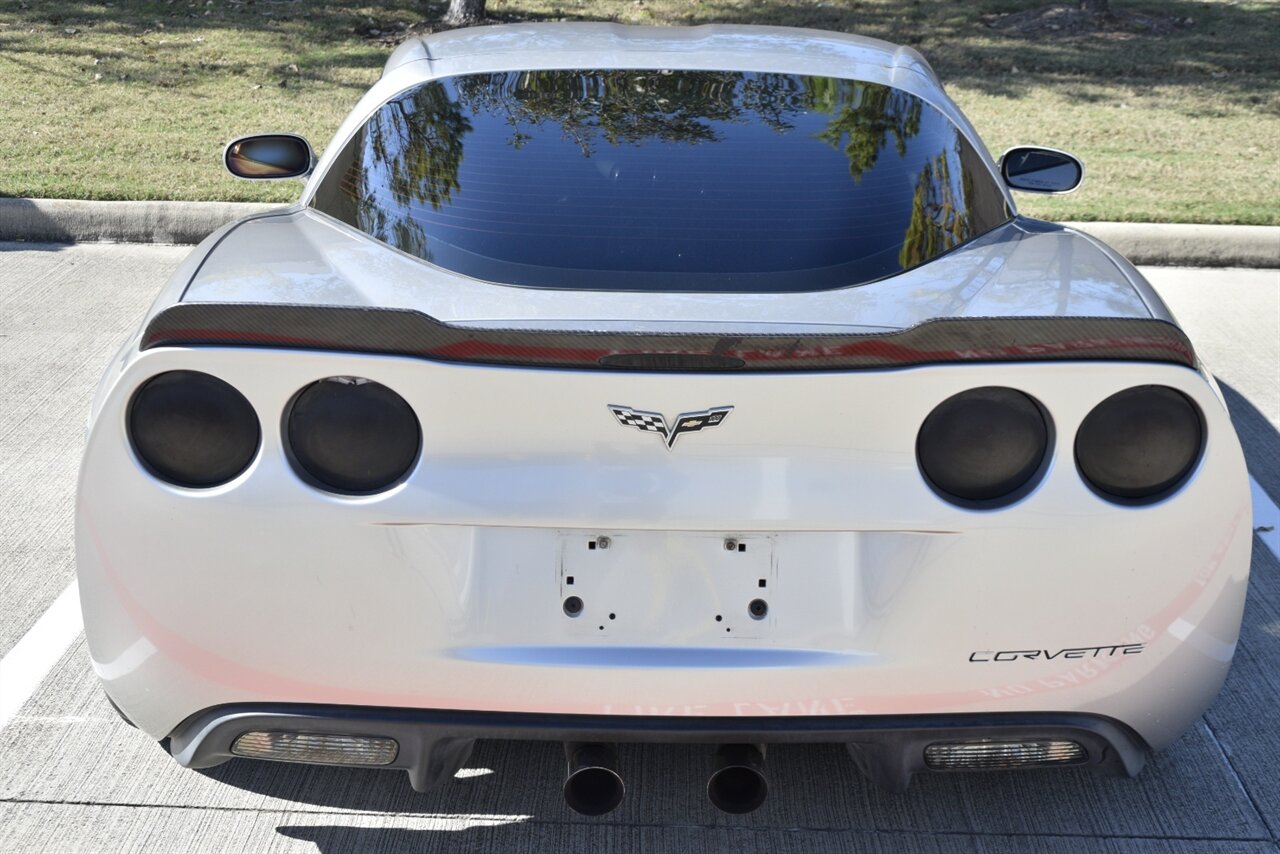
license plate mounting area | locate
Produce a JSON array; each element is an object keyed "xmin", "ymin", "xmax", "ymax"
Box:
[{"xmin": 558, "ymin": 532, "xmax": 776, "ymax": 641}]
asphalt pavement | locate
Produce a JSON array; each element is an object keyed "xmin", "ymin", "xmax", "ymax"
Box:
[{"xmin": 1, "ymin": 243, "xmax": 1278, "ymax": 853}]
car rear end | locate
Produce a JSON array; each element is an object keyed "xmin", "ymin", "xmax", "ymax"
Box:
[
  {"xmin": 76, "ymin": 337, "xmax": 1250, "ymax": 800},
  {"xmin": 75, "ymin": 30, "xmax": 1251, "ymax": 809}
]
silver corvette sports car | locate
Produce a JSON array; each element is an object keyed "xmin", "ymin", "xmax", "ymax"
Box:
[{"xmin": 77, "ymin": 24, "xmax": 1251, "ymax": 815}]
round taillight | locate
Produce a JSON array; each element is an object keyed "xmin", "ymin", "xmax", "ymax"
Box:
[
  {"xmin": 128, "ymin": 370, "xmax": 260, "ymax": 487},
  {"xmin": 1075, "ymin": 385, "xmax": 1203, "ymax": 503},
  {"xmin": 917, "ymin": 387, "xmax": 1050, "ymax": 506},
  {"xmin": 286, "ymin": 377, "xmax": 420, "ymax": 494}
]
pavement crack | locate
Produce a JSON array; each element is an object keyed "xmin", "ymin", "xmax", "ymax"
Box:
[{"xmin": 1200, "ymin": 716, "xmax": 1277, "ymax": 841}]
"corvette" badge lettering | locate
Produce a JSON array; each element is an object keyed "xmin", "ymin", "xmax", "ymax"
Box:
[
  {"xmin": 968, "ymin": 643, "xmax": 1146, "ymax": 662},
  {"xmin": 608, "ymin": 404, "xmax": 733, "ymax": 449}
]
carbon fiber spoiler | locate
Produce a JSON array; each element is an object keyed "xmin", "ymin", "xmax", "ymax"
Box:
[{"xmin": 142, "ymin": 304, "xmax": 1196, "ymax": 372}]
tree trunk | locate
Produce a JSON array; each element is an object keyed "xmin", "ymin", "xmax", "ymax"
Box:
[
  {"xmin": 443, "ymin": 0, "xmax": 486, "ymax": 26},
  {"xmin": 1079, "ymin": 0, "xmax": 1110, "ymax": 14}
]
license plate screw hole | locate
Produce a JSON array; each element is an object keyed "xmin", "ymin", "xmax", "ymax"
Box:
[
  {"xmin": 609, "ymin": 613, "xmax": 616, "ymax": 620},
  {"xmin": 715, "ymin": 614, "xmax": 723, "ymax": 622},
  {"xmin": 748, "ymin": 599, "xmax": 768, "ymax": 620},
  {"xmin": 563, "ymin": 596, "xmax": 583, "ymax": 617},
  {"xmin": 724, "ymin": 539, "xmax": 737, "ymax": 551},
  {"xmin": 595, "ymin": 536, "xmax": 611, "ymax": 550}
]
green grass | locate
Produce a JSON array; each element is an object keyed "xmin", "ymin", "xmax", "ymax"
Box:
[{"xmin": 1, "ymin": 0, "xmax": 1276, "ymax": 223}]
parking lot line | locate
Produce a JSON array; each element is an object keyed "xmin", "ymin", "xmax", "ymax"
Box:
[
  {"xmin": 1252, "ymin": 476, "xmax": 1280, "ymax": 560},
  {"xmin": 0, "ymin": 581, "xmax": 82, "ymax": 731}
]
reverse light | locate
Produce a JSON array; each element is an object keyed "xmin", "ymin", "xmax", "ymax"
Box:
[
  {"xmin": 231, "ymin": 731, "xmax": 398, "ymax": 766},
  {"xmin": 924, "ymin": 739, "xmax": 1086, "ymax": 770}
]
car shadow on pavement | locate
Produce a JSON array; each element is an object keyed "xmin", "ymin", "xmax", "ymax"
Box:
[
  {"xmin": 1221, "ymin": 381, "xmax": 1280, "ymax": 504},
  {"xmin": 1203, "ymin": 380, "xmax": 1280, "ymax": 835},
  {"xmin": 212, "ymin": 727, "xmax": 1269, "ymax": 843},
  {"xmin": 272, "ymin": 820, "xmax": 887, "ymax": 851},
  {"xmin": 273, "ymin": 824, "xmax": 554, "ymax": 852},
  {"xmin": 243, "ymin": 731, "xmax": 1272, "ymax": 848}
]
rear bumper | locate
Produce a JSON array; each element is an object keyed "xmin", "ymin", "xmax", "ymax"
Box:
[
  {"xmin": 79, "ymin": 349, "xmax": 1252, "ymax": 750},
  {"xmin": 169, "ymin": 703, "xmax": 1147, "ymax": 792}
]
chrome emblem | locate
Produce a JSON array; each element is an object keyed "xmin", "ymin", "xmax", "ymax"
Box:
[{"xmin": 607, "ymin": 404, "xmax": 733, "ymax": 449}]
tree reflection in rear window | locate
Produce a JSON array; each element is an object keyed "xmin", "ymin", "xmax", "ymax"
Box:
[{"xmin": 312, "ymin": 70, "xmax": 1010, "ymax": 292}]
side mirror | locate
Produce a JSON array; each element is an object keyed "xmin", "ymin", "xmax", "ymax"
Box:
[
  {"xmin": 224, "ymin": 133, "xmax": 315, "ymax": 180},
  {"xmin": 999, "ymin": 146, "xmax": 1084, "ymax": 194}
]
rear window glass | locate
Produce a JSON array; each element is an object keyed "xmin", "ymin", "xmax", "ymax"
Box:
[{"xmin": 312, "ymin": 70, "xmax": 1010, "ymax": 292}]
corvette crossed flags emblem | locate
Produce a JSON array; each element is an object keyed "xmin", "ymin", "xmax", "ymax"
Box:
[{"xmin": 608, "ymin": 404, "xmax": 733, "ymax": 449}]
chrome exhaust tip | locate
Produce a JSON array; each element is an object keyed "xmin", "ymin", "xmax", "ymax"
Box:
[
  {"xmin": 707, "ymin": 744, "xmax": 768, "ymax": 814},
  {"xmin": 563, "ymin": 742, "xmax": 625, "ymax": 816}
]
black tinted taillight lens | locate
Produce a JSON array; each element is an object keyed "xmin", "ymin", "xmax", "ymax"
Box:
[
  {"xmin": 128, "ymin": 370, "xmax": 260, "ymax": 487},
  {"xmin": 917, "ymin": 387, "xmax": 1050, "ymax": 505},
  {"xmin": 286, "ymin": 377, "xmax": 420, "ymax": 494},
  {"xmin": 1075, "ymin": 385, "xmax": 1203, "ymax": 502}
]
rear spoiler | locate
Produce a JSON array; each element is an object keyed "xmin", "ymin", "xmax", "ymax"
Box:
[{"xmin": 142, "ymin": 304, "xmax": 1196, "ymax": 372}]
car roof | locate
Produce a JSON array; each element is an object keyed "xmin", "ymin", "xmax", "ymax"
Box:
[{"xmin": 384, "ymin": 23, "xmax": 941, "ymax": 90}]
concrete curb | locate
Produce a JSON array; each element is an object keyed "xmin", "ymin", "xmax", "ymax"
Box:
[
  {"xmin": 1, "ymin": 198, "xmax": 1277, "ymax": 268},
  {"xmin": 0, "ymin": 198, "xmax": 282, "ymax": 246},
  {"xmin": 1062, "ymin": 221, "xmax": 1279, "ymax": 269}
]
